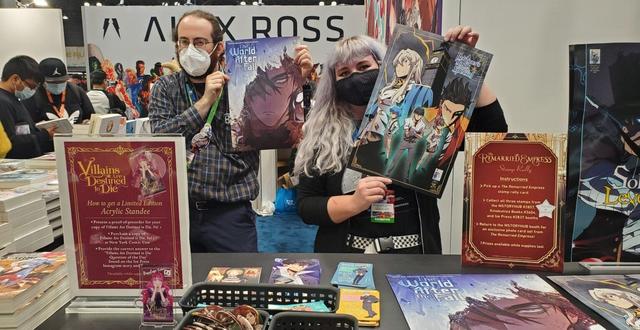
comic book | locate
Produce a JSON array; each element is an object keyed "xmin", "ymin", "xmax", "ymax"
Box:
[
  {"xmin": 386, "ymin": 274, "xmax": 603, "ymax": 330},
  {"xmin": 206, "ymin": 267, "xmax": 261, "ymax": 284},
  {"xmin": 226, "ymin": 36, "xmax": 304, "ymax": 151},
  {"xmin": 268, "ymin": 258, "xmax": 320, "ymax": 285},
  {"xmin": 0, "ymin": 252, "xmax": 67, "ymax": 303},
  {"xmin": 549, "ymin": 275, "xmax": 640, "ymax": 330},
  {"xmin": 349, "ymin": 24, "xmax": 492, "ymax": 197},
  {"xmin": 330, "ymin": 262, "xmax": 375, "ymax": 289},
  {"xmin": 565, "ymin": 43, "xmax": 640, "ymax": 262},
  {"xmin": 335, "ymin": 288, "xmax": 380, "ymax": 327}
]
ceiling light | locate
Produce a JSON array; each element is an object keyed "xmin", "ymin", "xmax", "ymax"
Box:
[
  {"xmin": 96, "ymin": 2, "xmax": 102, "ymax": 6},
  {"xmin": 33, "ymin": 0, "xmax": 49, "ymax": 6},
  {"xmin": 330, "ymin": 1, "xmax": 337, "ymax": 5},
  {"xmin": 63, "ymin": 15, "xmax": 69, "ymax": 19},
  {"xmin": 84, "ymin": 2, "xmax": 90, "ymax": 5},
  {"xmin": 318, "ymin": 1, "xmax": 325, "ymax": 6},
  {"xmin": 240, "ymin": 1, "xmax": 246, "ymax": 4}
]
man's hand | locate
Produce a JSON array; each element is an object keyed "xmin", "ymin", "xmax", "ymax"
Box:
[
  {"xmin": 46, "ymin": 126, "xmax": 56, "ymax": 139},
  {"xmin": 195, "ymin": 71, "xmax": 229, "ymax": 118},
  {"xmin": 295, "ymin": 45, "xmax": 314, "ymax": 79},
  {"xmin": 444, "ymin": 25, "xmax": 479, "ymax": 48}
]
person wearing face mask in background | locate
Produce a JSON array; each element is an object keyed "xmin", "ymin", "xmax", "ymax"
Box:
[
  {"xmin": 22, "ymin": 58, "xmax": 95, "ymax": 125},
  {"xmin": 294, "ymin": 26, "xmax": 508, "ymax": 254},
  {"xmin": 148, "ymin": 10, "xmax": 313, "ymax": 253},
  {"xmin": 0, "ymin": 56, "xmax": 55, "ymax": 159}
]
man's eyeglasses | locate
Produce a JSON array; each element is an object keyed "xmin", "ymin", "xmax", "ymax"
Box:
[{"xmin": 177, "ymin": 37, "xmax": 214, "ymax": 50}]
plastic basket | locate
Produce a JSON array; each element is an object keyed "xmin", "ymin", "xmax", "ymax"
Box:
[
  {"xmin": 178, "ymin": 282, "xmax": 340, "ymax": 315},
  {"xmin": 175, "ymin": 307, "xmax": 270, "ymax": 330},
  {"xmin": 268, "ymin": 312, "xmax": 358, "ymax": 330}
]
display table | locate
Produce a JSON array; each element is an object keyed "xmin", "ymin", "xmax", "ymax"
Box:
[{"xmin": 37, "ymin": 253, "xmax": 613, "ymax": 329}]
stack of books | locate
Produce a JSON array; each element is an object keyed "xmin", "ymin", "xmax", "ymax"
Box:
[
  {"xmin": 87, "ymin": 114, "xmax": 123, "ymax": 135},
  {"xmin": 0, "ymin": 189, "xmax": 52, "ymax": 253},
  {"xmin": 0, "ymin": 160, "xmax": 25, "ymax": 173},
  {"xmin": 72, "ymin": 124, "xmax": 90, "ymax": 135},
  {"xmin": 0, "ymin": 170, "xmax": 52, "ymax": 189},
  {"xmin": 0, "ymin": 252, "xmax": 70, "ymax": 330},
  {"xmin": 28, "ymin": 181, "xmax": 62, "ymax": 240},
  {"xmin": 24, "ymin": 153, "xmax": 56, "ymax": 171}
]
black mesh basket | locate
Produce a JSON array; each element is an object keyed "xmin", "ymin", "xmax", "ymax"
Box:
[
  {"xmin": 175, "ymin": 307, "xmax": 270, "ymax": 330},
  {"xmin": 268, "ymin": 312, "xmax": 358, "ymax": 330},
  {"xmin": 178, "ymin": 282, "xmax": 340, "ymax": 315}
]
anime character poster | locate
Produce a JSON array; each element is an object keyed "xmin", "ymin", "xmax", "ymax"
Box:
[
  {"xmin": 268, "ymin": 258, "xmax": 320, "ymax": 285},
  {"xmin": 550, "ymin": 275, "xmax": 640, "ymax": 330},
  {"xmin": 206, "ymin": 267, "xmax": 261, "ymax": 284},
  {"xmin": 140, "ymin": 265, "xmax": 174, "ymax": 325},
  {"xmin": 349, "ymin": 25, "xmax": 492, "ymax": 197},
  {"xmin": 565, "ymin": 43, "xmax": 640, "ymax": 262},
  {"xmin": 387, "ymin": 274, "xmax": 603, "ymax": 330},
  {"xmin": 366, "ymin": 0, "xmax": 442, "ymax": 45},
  {"xmin": 226, "ymin": 37, "xmax": 305, "ymax": 151}
]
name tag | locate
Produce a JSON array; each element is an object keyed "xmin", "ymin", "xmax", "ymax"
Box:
[
  {"xmin": 15, "ymin": 124, "xmax": 30, "ymax": 136},
  {"xmin": 371, "ymin": 190, "xmax": 395, "ymax": 224}
]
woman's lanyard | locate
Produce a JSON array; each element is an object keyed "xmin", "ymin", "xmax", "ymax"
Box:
[
  {"xmin": 46, "ymin": 90, "xmax": 66, "ymax": 118},
  {"xmin": 187, "ymin": 82, "xmax": 223, "ymax": 152}
]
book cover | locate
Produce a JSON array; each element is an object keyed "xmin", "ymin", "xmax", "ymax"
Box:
[
  {"xmin": 35, "ymin": 118, "xmax": 73, "ymax": 134},
  {"xmin": 0, "ymin": 169, "xmax": 51, "ymax": 189},
  {"xmin": 268, "ymin": 258, "xmax": 320, "ymax": 285},
  {"xmin": 331, "ymin": 262, "xmax": 375, "ymax": 289},
  {"xmin": 94, "ymin": 114, "xmax": 122, "ymax": 134},
  {"xmin": 0, "ymin": 252, "xmax": 66, "ymax": 300},
  {"xmin": 206, "ymin": 267, "xmax": 261, "ymax": 284},
  {"xmin": 140, "ymin": 265, "xmax": 174, "ymax": 324},
  {"xmin": 386, "ymin": 274, "xmax": 602, "ymax": 330},
  {"xmin": 565, "ymin": 43, "xmax": 640, "ymax": 262},
  {"xmin": 349, "ymin": 24, "xmax": 492, "ymax": 197},
  {"xmin": 226, "ymin": 36, "xmax": 304, "ymax": 151},
  {"xmin": 462, "ymin": 133, "xmax": 566, "ymax": 272},
  {"xmin": 336, "ymin": 288, "xmax": 380, "ymax": 327},
  {"xmin": 550, "ymin": 274, "xmax": 640, "ymax": 330}
]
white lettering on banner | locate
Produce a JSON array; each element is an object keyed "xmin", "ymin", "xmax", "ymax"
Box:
[{"xmin": 83, "ymin": 5, "xmax": 365, "ymax": 79}]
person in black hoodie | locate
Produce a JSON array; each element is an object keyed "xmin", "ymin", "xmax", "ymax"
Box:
[
  {"xmin": 293, "ymin": 26, "xmax": 508, "ymax": 254},
  {"xmin": 0, "ymin": 55, "xmax": 54, "ymax": 159},
  {"xmin": 23, "ymin": 58, "xmax": 94, "ymax": 124}
]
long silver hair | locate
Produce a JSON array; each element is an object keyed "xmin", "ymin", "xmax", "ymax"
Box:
[{"xmin": 294, "ymin": 35, "xmax": 386, "ymax": 177}]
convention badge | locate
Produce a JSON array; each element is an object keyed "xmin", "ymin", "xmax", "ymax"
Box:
[
  {"xmin": 186, "ymin": 150, "xmax": 196, "ymax": 168},
  {"xmin": 15, "ymin": 123, "xmax": 30, "ymax": 136},
  {"xmin": 342, "ymin": 168, "xmax": 363, "ymax": 194},
  {"xmin": 370, "ymin": 190, "xmax": 395, "ymax": 224},
  {"xmin": 136, "ymin": 264, "xmax": 176, "ymax": 327},
  {"xmin": 191, "ymin": 123, "xmax": 213, "ymax": 152}
]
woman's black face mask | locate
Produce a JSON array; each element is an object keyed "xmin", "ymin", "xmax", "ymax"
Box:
[{"xmin": 335, "ymin": 69, "xmax": 379, "ymax": 106}]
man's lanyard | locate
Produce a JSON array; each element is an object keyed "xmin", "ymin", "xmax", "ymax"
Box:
[{"xmin": 46, "ymin": 90, "xmax": 66, "ymax": 118}]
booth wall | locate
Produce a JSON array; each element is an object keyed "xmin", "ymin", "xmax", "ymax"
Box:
[
  {"xmin": 439, "ymin": 0, "xmax": 640, "ymax": 254},
  {"xmin": 0, "ymin": 9, "xmax": 66, "ymax": 68}
]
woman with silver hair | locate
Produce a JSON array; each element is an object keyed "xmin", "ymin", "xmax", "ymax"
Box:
[{"xmin": 294, "ymin": 26, "xmax": 507, "ymax": 253}]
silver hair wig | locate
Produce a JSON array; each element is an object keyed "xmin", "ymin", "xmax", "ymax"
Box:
[{"xmin": 294, "ymin": 35, "xmax": 386, "ymax": 177}]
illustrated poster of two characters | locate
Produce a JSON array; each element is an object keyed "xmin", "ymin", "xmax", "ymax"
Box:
[
  {"xmin": 565, "ymin": 43, "xmax": 640, "ymax": 262},
  {"xmin": 366, "ymin": 0, "xmax": 443, "ymax": 45},
  {"xmin": 387, "ymin": 274, "xmax": 603, "ymax": 330},
  {"xmin": 550, "ymin": 275, "xmax": 640, "ymax": 330},
  {"xmin": 349, "ymin": 25, "xmax": 492, "ymax": 197},
  {"xmin": 226, "ymin": 37, "xmax": 305, "ymax": 151}
]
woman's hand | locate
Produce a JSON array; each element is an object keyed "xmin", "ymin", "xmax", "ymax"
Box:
[
  {"xmin": 349, "ymin": 176, "xmax": 392, "ymax": 213},
  {"xmin": 294, "ymin": 45, "xmax": 314, "ymax": 79},
  {"xmin": 444, "ymin": 25, "xmax": 479, "ymax": 48}
]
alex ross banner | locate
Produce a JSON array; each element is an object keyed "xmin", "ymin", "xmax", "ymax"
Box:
[
  {"xmin": 55, "ymin": 136, "xmax": 191, "ymax": 296},
  {"xmin": 82, "ymin": 6, "xmax": 364, "ymax": 115}
]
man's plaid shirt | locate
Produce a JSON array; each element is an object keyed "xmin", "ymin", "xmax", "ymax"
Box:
[{"xmin": 149, "ymin": 71, "xmax": 259, "ymax": 202}]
